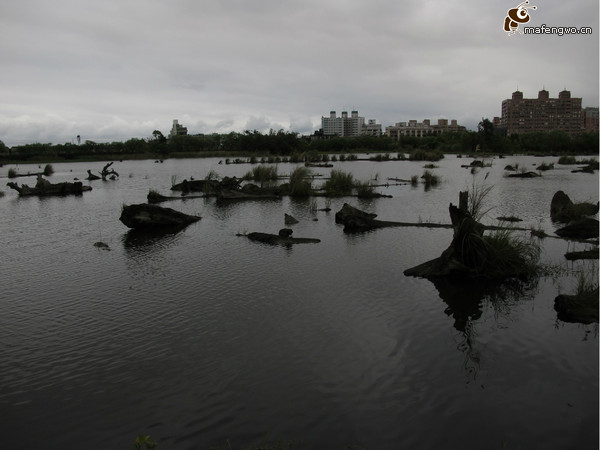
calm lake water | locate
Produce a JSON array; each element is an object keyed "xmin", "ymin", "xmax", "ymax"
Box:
[{"xmin": 1, "ymin": 154, "xmax": 598, "ymax": 450}]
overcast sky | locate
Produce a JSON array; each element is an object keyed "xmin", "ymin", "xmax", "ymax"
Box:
[{"xmin": 0, "ymin": 0, "xmax": 598, "ymax": 146}]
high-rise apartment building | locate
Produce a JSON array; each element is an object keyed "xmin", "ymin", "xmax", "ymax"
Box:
[
  {"xmin": 500, "ymin": 90, "xmax": 583, "ymax": 135},
  {"xmin": 321, "ymin": 110, "xmax": 381, "ymax": 137},
  {"xmin": 169, "ymin": 119, "xmax": 188, "ymax": 137},
  {"xmin": 582, "ymin": 107, "xmax": 599, "ymax": 133}
]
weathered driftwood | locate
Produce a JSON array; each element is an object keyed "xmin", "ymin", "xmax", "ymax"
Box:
[
  {"xmin": 335, "ymin": 203, "xmax": 452, "ymax": 233},
  {"xmin": 554, "ymin": 289, "xmax": 599, "ymax": 324},
  {"xmin": 6, "ymin": 175, "xmax": 92, "ymax": 196},
  {"xmin": 550, "ymin": 190, "xmax": 598, "ymax": 223},
  {"xmin": 507, "ymin": 171, "xmax": 541, "ymax": 178},
  {"xmin": 100, "ymin": 162, "xmax": 119, "ymax": 180},
  {"xmin": 497, "ymin": 216, "xmax": 523, "ymax": 222},
  {"xmin": 171, "ymin": 179, "xmax": 220, "ymax": 193},
  {"xmin": 218, "ymin": 188, "xmax": 281, "ymax": 200},
  {"xmin": 564, "ymin": 249, "xmax": 599, "ymax": 260},
  {"xmin": 244, "ymin": 231, "xmax": 320, "ymax": 245},
  {"xmin": 555, "ymin": 218, "xmax": 599, "ymax": 239},
  {"xmin": 571, "ymin": 161, "xmax": 598, "ymax": 173},
  {"xmin": 86, "ymin": 170, "xmax": 101, "ymax": 180},
  {"xmin": 305, "ymin": 162, "xmax": 333, "ymax": 168},
  {"xmin": 171, "ymin": 177, "xmax": 280, "ymax": 200},
  {"xmin": 119, "ymin": 203, "xmax": 200, "ymax": 229},
  {"xmin": 147, "ymin": 190, "xmax": 204, "ymax": 204}
]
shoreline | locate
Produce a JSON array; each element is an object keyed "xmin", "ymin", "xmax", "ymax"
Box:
[{"xmin": 0, "ymin": 150, "xmax": 593, "ymax": 166}]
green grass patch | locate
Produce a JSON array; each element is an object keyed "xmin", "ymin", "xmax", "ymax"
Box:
[
  {"xmin": 323, "ymin": 169, "xmax": 354, "ymax": 196},
  {"xmin": 421, "ymin": 169, "xmax": 440, "ymax": 187},
  {"xmin": 43, "ymin": 164, "xmax": 54, "ymax": 176},
  {"xmin": 557, "ymin": 155, "xmax": 577, "ymax": 165},
  {"xmin": 356, "ymin": 181, "xmax": 376, "ymax": 198},
  {"xmin": 537, "ymin": 161, "xmax": 554, "ymax": 171},
  {"xmin": 288, "ymin": 166, "xmax": 313, "ymax": 197},
  {"xmin": 244, "ymin": 165, "xmax": 278, "ymax": 185}
]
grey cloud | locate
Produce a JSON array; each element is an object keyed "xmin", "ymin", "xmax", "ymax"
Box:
[{"xmin": 0, "ymin": 0, "xmax": 597, "ymax": 146}]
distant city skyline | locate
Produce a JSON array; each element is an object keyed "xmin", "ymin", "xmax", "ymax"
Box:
[{"xmin": 1, "ymin": 0, "xmax": 597, "ymax": 147}]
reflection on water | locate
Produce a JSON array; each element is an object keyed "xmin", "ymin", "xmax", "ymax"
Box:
[
  {"xmin": 122, "ymin": 226, "xmax": 188, "ymax": 251},
  {"xmin": 0, "ymin": 156, "xmax": 597, "ymax": 450},
  {"xmin": 434, "ymin": 277, "xmax": 540, "ymax": 384}
]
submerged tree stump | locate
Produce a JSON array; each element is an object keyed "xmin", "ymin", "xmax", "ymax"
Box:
[{"xmin": 404, "ymin": 191, "xmax": 537, "ymax": 281}]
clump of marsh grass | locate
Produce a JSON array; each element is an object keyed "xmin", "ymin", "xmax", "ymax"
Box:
[
  {"xmin": 421, "ymin": 170, "xmax": 440, "ymax": 188},
  {"xmin": 43, "ymin": 164, "xmax": 54, "ymax": 176},
  {"xmin": 467, "ymin": 178, "xmax": 495, "ymax": 222},
  {"xmin": 356, "ymin": 181, "xmax": 376, "ymax": 198},
  {"xmin": 244, "ymin": 165, "xmax": 278, "ymax": 186},
  {"xmin": 482, "ymin": 229, "xmax": 542, "ymax": 278},
  {"xmin": 205, "ymin": 170, "xmax": 220, "ymax": 181},
  {"xmin": 323, "ymin": 169, "xmax": 354, "ymax": 196},
  {"xmin": 575, "ymin": 266, "xmax": 599, "ymax": 297},
  {"xmin": 456, "ymin": 223, "xmax": 542, "ymax": 279},
  {"xmin": 555, "ymin": 263, "xmax": 599, "ymax": 323},
  {"xmin": 530, "ymin": 220, "xmax": 548, "ymax": 239},
  {"xmin": 409, "ymin": 149, "xmax": 444, "ymax": 162},
  {"xmin": 410, "ymin": 174, "xmax": 419, "ymax": 186},
  {"xmin": 537, "ymin": 161, "xmax": 554, "ymax": 171},
  {"xmin": 557, "ymin": 155, "xmax": 577, "ymax": 165},
  {"xmin": 288, "ymin": 166, "xmax": 312, "ymax": 197},
  {"xmin": 8, "ymin": 168, "xmax": 17, "ymax": 178}
]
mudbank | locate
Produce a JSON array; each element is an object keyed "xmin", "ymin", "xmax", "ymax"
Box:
[
  {"xmin": 119, "ymin": 203, "xmax": 201, "ymax": 229},
  {"xmin": 7, "ymin": 175, "xmax": 92, "ymax": 197}
]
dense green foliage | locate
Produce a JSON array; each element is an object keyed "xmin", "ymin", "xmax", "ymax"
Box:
[{"xmin": 2, "ymin": 122, "xmax": 598, "ymax": 162}]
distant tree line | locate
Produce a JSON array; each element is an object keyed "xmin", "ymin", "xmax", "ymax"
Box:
[{"xmin": 1, "ymin": 121, "xmax": 598, "ymax": 162}]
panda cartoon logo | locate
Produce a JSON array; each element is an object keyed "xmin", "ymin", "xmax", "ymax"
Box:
[{"xmin": 504, "ymin": 1, "xmax": 537, "ymax": 35}]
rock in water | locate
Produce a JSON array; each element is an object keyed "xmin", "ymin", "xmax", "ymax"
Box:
[
  {"xmin": 284, "ymin": 213, "xmax": 299, "ymax": 225},
  {"xmin": 119, "ymin": 203, "xmax": 201, "ymax": 229}
]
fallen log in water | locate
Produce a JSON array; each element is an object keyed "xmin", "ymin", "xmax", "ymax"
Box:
[
  {"xmin": 241, "ymin": 229, "xmax": 320, "ymax": 245},
  {"xmin": 7, "ymin": 175, "xmax": 91, "ymax": 197},
  {"xmin": 147, "ymin": 190, "xmax": 205, "ymax": 203},
  {"xmin": 564, "ymin": 249, "xmax": 599, "ymax": 260},
  {"xmin": 555, "ymin": 218, "xmax": 599, "ymax": 239}
]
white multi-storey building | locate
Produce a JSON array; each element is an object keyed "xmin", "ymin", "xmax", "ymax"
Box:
[
  {"xmin": 321, "ymin": 110, "xmax": 381, "ymax": 137},
  {"xmin": 169, "ymin": 119, "xmax": 188, "ymax": 137}
]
